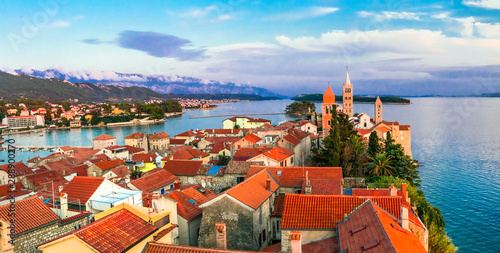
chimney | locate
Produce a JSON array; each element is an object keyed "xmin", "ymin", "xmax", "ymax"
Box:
[
  {"xmin": 266, "ymin": 176, "xmax": 271, "ymax": 191},
  {"xmin": 304, "ymin": 171, "xmax": 311, "ymax": 194},
  {"xmin": 290, "ymin": 231, "xmax": 302, "ymax": 253},
  {"xmin": 389, "ymin": 183, "xmax": 397, "ymax": 196},
  {"xmin": 215, "ymin": 223, "xmax": 227, "ymax": 249},
  {"xmin": 401, "ymin": 206, "xmax": 409, "ymax": 230},
  {"xmin": 151, "ymin": 192, "xmax": 163, "ymax": 214},
  {"xmin": 401, "ymin": 183, "xmax": 407, "ymax": 199},
  {"xmin": 174, "ymin": 180, "xmax": 181, "ymax": 191},
  {"xmin": 60, "ymin": 192, "xmax": 68, "ymax": 219}
]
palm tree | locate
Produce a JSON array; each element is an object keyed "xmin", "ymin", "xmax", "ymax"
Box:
[
  {"xmin": 366, "ymin": 153, "xmax": 395, "ymax": 176},
  {"xmin": 343, "ymin": 135, "xmax": 368, "ymax": 176}
]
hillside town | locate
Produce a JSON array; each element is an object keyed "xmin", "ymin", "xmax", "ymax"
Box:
[{"xmin": 0, "ymin": 71, "xmax": 427, "ymax": 253}]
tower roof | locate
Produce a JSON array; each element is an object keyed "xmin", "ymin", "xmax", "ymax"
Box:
[
  {"xmin": 376, "ymin": 96, "xmax": 382, "ymax": 104},
  {"xmin": 344, "ymin": 70, "xmax": 351, "ymax": 86},
  {"xmin": 323, "ymin": 85, "xmax": 336, "ymax": 103}
]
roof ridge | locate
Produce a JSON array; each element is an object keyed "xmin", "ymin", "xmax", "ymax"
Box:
[{"xmin": 368, "ymin": 201, "xmax": 398, "ymax": 253}]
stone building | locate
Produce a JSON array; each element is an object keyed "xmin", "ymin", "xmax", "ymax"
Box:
[
  {"xmin": 124, "ymin": 132, "xmax": 147, "ymax": 149},
  {"xmin": 343, "ymin": 70, "xmax": 354, "ymax": 117},
  {"xmin": 149, "ymin": 131, "xmax": 171, "ymax": 151},
  {"xmin": 277, "ymin": 129, "xmax": 311, "ymax": 167},
  {"xmin": 198, "ymin": 169, "xmax": 279, "ymax": 251},
  {"xmin": 92, "ymin": 134, "xmax": 116, "ymax": 150},
  {"xmin": 86, "ymin": 158, "xmax": 125, "ymax": 177},
  {"xmin": 0, "ymin": 196, "xmax": 91, "ymax": 253}
]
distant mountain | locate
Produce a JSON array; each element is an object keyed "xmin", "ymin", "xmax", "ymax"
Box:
[
  {"xmin": 12, "ymin": 68, "xmax": 282, "ymax": 97},
  {"xmin": 0, "ymin": 72, "xmax": 174, "ymax": 103}
]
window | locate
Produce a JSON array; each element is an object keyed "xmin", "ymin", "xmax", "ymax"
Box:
[
  {"xmin": 259, "ymin": 208, "xmax": 262, "ymax": 226},
  {"xmin": 237, "ymin": 177, "xmax": 244, "ymax": 183}
]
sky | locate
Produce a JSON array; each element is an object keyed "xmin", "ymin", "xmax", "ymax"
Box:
[{"xmin": 1, "ymin": 0, "xmax": 500, "ymax": 96}]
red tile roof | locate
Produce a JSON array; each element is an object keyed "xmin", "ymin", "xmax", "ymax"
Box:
[
  {"xmin": 400, "ymin": 125, "xmax": 410, "ymax": 131},
  {"xmin": 133, "ymin": 153, "xmax": 157, "ymax": 163},
  {"xmin": 150, "ymin": 131, "xmax": 170, "ymax": 139},
  {"xmin": 123, "ymin": 145, "xmax": 145, "ymax": 154},
  {"xmin": 92, "ymin": 134, "xmax": 116, "ymax": 140},
  {"xmin": 72, "ymin": 164, "xmax": 89, "ymax": 176},
  {"xmin": 0, "ymin": 196, "xmax": 60, "ymax": 233},
  {"xmin": 170, "ymin": 138, "xmax": 187, "ymax": 145},
  {"xmin": 0, "ymin": 161, "xmax": 34, "ymax": 176},
  {"xmin": 338, "ymin": 200, "xmax": 426, "ymax": 253},
  {"xmin": 124, "ymin": 132, "xmax": 144, "ymax": 139},
  {"xmin": 262, "ymin": 147, "xmax": 294, "ymax": 162},
  {"xmin": 61, "ymin": 176, "xmax": 105, "ymax": 204},
  {"xmin": 24, "ymin": 170, "xmax": 68, "ymax": 190},
  {"xmin": 205, "ymin": 129, "xmax": 241, "ymax": 135},
  {"xmin": 226, "ymin": 169, "xmax": 279, "ymax": 209},
  {"xmin": 94, "ymin": 159, "xmax": 125, "ymax": 171},
  {"xmin": 280, "ymin": 194, "xmax": 402, "ymax": 230},
  {"xmin": 163, "ymin": 160, "xmax": 203, "ymax": 176},
  {"xmin": 129, "ymin": 170, "xmax": 178, "ymax": 193},
  {"xmin": 302, "ymin": 178, "xmax": 343, "ymax": 195},
  {"xmin": 243, "ymin": 134, "xmax": 262, "ymax": 144},
  {"xmin": 144, "ymin": 242, "xmax": 261, "ymax": 253},
  {"xmin": 153, "ymin": 224, "xmax": 178, "ymax": 241},
  {"xmin": 282, "ymin": 134, "xmax": 300, "ymax": 146},
  {"xmin": 164, "ymin": 149, "xmax": 209, "ymax": 161},
  {"xmin": 52, "ymin": 209, "xmax": 156, "ymax": 252},
  {"xmin": 110, "ymin": 166, "xmax": 131, "ymax": 178},
  {"xmin": 356, "ymin": 129, "xmax": 372, "ymax": 136},
  {"xmin": 302, "ymin": 236, "xmax": 339, "ymax": 253},
  {"xmin": 246, "ymin": 166, "xmax": 342, "ymax": 188},
  {"xmin": 233, "ymin": 147, "xmax": 272, "ymax": 160},
  {"xmin": 247, "ymin": 118, "xmax": 271, "ymax": 123},
  {"xmin": 166, "ymin": 186, "xmax": 217, "ymax": 221}
]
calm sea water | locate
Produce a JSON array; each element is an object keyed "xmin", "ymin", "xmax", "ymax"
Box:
[{"xmin": 1, "ymin": 97, "xmax": 499, "ymax": 252}]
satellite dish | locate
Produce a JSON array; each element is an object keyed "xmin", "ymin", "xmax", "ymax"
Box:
[{"xmin": 153, "ymin": 201, "xmax": 159, "ymax": 214}]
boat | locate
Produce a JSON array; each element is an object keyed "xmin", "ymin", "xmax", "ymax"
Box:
[{"xmin": 22, "ymin": 148, "xmax": 29, "ymax": 152}]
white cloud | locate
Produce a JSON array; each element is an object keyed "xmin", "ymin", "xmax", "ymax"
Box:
[
  {"xmin": 267, "ymin": 6, "xmax": 339, "ymax": 21},
  {"xmin": 178, "ymin": 5, "xmax": 217, "ymax": 18},
  {"xmin": 475, "ymin": 22, "xmax": 500, "ymax": 38},
  {"xmin": 432, "ymin": 13, "xmax": 476, "ymax": 37},
  {"xmin": 216, "ymin": 14, "xmax": 233, "ymax": 21},
  {"xmin": 358, "ymin": 11, "xmax": 422, "ymax": 21},
  {"xmin": 49, "ymin": 20, "xmax": 70, "ymax": 28},
  {"xmin": 462, "ymin": 0, "xmax": 500, "ymax": 9}
]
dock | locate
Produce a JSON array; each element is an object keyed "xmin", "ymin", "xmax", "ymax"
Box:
[{"xmin": 0, "ymin": 146, "xmax": 91, "ymax": 152}]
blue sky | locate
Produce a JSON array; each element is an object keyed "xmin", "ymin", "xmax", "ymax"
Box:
[{"xmin": 2, "ymin": 0, "xmax": 500, "ymax": 96}]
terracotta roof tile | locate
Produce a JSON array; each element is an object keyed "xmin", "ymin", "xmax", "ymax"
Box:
[
  {"xmin": 124, "ymin": 132, "xmax": 144, "ymax": 139},
  {"xmin": 92, "ymin": 134, "xmax": 116, "ymax": 140},
  {"xmin": 246, "ymin": 166, "xmax": 342, "ymax": 188},
  {"xmin": 133, "ymin": 153, "xmax": 157, "ymax": 163},
  {"xmin": 0, "ymin": 161, "xmax": 34, "ymax": 176},
  {"xmin": 233, "ymin": 147, "xmax": 272, "ymax": 160},
  {"xmin": 123, "ymin": 145, "xmax": 145, "ymax": 154},
  {"xmin": 281, "ymin": 194, "xmax": 402, "ymax": 230},
  {"xmin": 302, "ymin": 178, "xmax": 343, "ymax": 195},
  {"xmin": 153, "ymin": 224, "xmax": 178, "ymax": 241},
  {"xmin": 338, "ymin": 201, "xmax": 426, "ymax": 253},
  {"xmin": 144, "ymin": 242, "xmax": 261, "ymax": 253},
  {"xmin": 67, "ymin": 209, "xmax": 156, "ymax": 252},
  {"xmin": 262, "ymin": 147, "xmax": 294, "ymax": 162},
  {"xmin": 149, "ymin": 131, "xmax": 170, "ymax": 139},
  {"xmin": 166, "ymin": 186, "xmax": 217, "ymax": 221},
  {"xmin": 163, "ymin": 160, "xmax": 204, "ymax": 176},
  {"xmin": 61, "ymin": 176, "xmax": 105, "ymax": 204},
  {"xmin": 24, "ymin": 170, "xmax": 68, "ymax": 190},
  {"xmin": 243, "ymin": 134, "xmax": 262, "ymax": 144},
  {"xmin": 170, "ymin": 139, "xmax": 187, "ymax": 145},
  {"xmin": 129, "ymin": 170, "xmax": 178, "ymax": 193},
  {"xmin": 110, "ymin": 166, "xmax": 131, "ymax": 178},
  {"xmin": 0, "ymin": 196, "xmax": 60, "ymax": 233},
  {"xmin": 302, "ymin": 236, "xmax": 339, "ymax": 253},
  {"xmin": 94, "ymin": 159, "xmax": 125, "ymax": 171},
  {"xmin": 226, "ymin": 169, "xmax": 279, "ymax": 209},
  {"xmin": 282, "ymin": 134, "xmax": 300, "ymax": 146},
  {"xmin": 225, "ymin": 161, "xmax": 264, "ymax": 174},
  {"xmin": 205, "ymin": 129, "xmax": 241, "ymax": 135}
]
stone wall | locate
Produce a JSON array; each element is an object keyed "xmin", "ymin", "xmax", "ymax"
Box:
[
  {"xmin": 13, "ymin": 214, "xmax": 90, "ymax": 253},
  {"xmin": 178, "ymin": 174, "xmax": 242, "ymax": 194},
  {"xmin": 198, "ymin": 196, "xmax": 257, "ymax": 251},
  {"xmin": 343, "ymin": 177, "xmax": 366, "ymax": 189}
]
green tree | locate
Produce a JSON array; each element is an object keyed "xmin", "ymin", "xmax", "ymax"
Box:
[
  {"xmin": 312, "ymin": 106, "xmax": 342, "ymax": 167},
  {"xmin": 216, "ymin": 155, "xmax": 231, "ymax": 165},
  {"xmin": 366, "ymin": 153, "xmax": 394, "ymax": 176},
  {"xmin": 342, "ymin": 135, "xmax": 368, "ymax": 176},
  {"xmin": 368, "ymin": 131, "xmax": 381, "ymax": 156},
  {"xmin": 285, "ymin": 101, "xmax": 316, "ymax": 115},
  {"xmin": 61, "ymin": 117, "xmax": 70, "ymax": 127}
]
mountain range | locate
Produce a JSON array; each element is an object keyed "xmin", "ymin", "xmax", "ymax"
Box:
[{"xmin": 10, "ymin": 68, "xmax": 281, "ymax": 97}]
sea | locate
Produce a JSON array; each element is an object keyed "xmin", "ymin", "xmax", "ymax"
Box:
[{"xmin": 1, "ymin": 97, "xmax": 499, "ymax": 253}]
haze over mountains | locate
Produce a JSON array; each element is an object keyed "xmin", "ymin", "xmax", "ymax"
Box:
[{"xmin": 9, "ymin": 68, "xmax": 281, "ymax": 97}]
